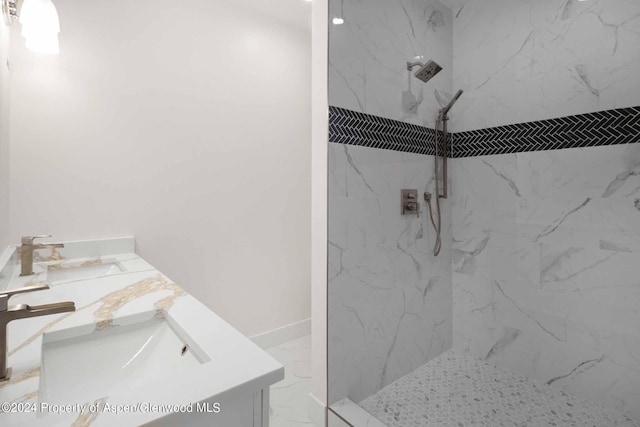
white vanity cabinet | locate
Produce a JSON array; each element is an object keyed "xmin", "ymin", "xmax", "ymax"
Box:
[{"xmin": 151, "ymin": 390, "xmax": 271, "ymax": 427}]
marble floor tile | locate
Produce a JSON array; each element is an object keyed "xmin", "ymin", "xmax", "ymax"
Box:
[
  {"xmin": 267, "ymin": 335, "xmax": 314, "ymax": 427},
  {"xmin": 360, "ymin": 350, "xmax": 639, "ymax": 427}
]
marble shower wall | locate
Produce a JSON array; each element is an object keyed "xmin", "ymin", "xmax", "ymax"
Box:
[
  {"xmin": 329, "ymin": 143, "xmax": 452, "ymax": 404},
  {"xmin": 450, "ymin": 0, "xmax": 640, "ymax": 421},
  {"xmin": 329, "ymin": 0, "xmax": 453, "ymax": 128},
  {"xmin": 453, "ymin": 144, "xmax": 640, "ymax": 419},
  {"xmin": 452, "ymin": 0, "xmax": 640, "ymax": 132},
  {"xmin": 327, "ymin": 0, "xmax": 454, "ymax": 405},
  {"xmin": 451, "ymin": 144, "xmax": 640, "ymax": 420}
]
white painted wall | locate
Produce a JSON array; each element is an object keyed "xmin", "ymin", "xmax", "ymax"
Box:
[
  {"xmin": 8, "ymin": 0, "xmax": 311, "ymax": 337},
  {"xmin": 0, "ymin": 17, "xmax": 10, "ymax": 250}
]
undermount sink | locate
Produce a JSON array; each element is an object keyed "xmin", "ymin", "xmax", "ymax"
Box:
[
  {"xmin": 43, "ymin": 259, "xmax": 124, "ymax": 283},
  {"xmin": 38, "ymin": 317, "xmax": 209, "ymax": 408}
]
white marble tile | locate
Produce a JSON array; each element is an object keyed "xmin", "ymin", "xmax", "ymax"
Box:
[
  {"xmin": 329, "ymin": 0, "xmax": 453, "ymax": 128},
  {"xmin": 452, "ymin": 0, "xmax": 640, "ymax": 132},
  {"xmin": 267, "ymin": 335, "xmax": 314, "ymax": 427},
  {"xmin": 329, "ymin": 144, "xmax": 452, "ymax": 404},
  {"xmin": 451, "ymin": 142, "xmax": 640, "ymax": 421},
  {"xmin": 327, "ymin": 0, "xmax": 455, "ymax": 406}
]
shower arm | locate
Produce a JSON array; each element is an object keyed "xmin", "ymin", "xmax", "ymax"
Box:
[{"xmin": 406, "ymin": 61, "xmax": 424, "ymax": 71}]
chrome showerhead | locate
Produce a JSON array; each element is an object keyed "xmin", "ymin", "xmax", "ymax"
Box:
[{"xmin": 407, "ymin": 59, "xmax": 442, "ymax": 83}]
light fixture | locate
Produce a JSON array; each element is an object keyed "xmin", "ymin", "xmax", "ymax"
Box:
[
  {"xmin": 332, "ymin": 17, "xmax": 344, "ymax": 25},
  {"xmin": 1, "ymin": 0, "xmax": 17, "ymax": 26},
  {"xmin": 1, "ymin": 0, "xmax": 60, "ymax": 55}
]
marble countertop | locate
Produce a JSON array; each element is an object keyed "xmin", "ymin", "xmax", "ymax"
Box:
[{"xmin": 0, "ymin": 237, "xmax": 284, "ymax": 426}]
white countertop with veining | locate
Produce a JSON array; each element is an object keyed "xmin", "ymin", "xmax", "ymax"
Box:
[{"xmin": 0, "ymin": 237, "xmax": 284, "ymax": 426}]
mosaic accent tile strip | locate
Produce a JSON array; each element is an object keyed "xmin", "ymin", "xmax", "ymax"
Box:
[
  {"xmin": 329, "ymin": 106, "xmax": 438, "ymax": 155},
  {"xmin": 452, "ymin": 106, "xmax": 640, "ymax": 158},
  {"xmin": 329, "ymin": 106, "xmax": 640, "ymax": 158},
  {"xmin": 359, "ymin": 350, "xmax": 639, "ymax": 427}
]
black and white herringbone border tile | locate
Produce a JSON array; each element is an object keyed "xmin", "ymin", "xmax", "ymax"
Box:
[
  {"xmin": 452, "ymin": 106, "xmax": 640, "ymax": 158},
  {"xmin": 329, "ymin": 105, "xmax": 640, "ymax": 158},
  {"xmin": 329, "ymin": 106, "xmax": 438, "ymax": 155}
]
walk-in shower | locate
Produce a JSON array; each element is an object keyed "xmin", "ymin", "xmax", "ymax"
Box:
[{"xmin": 328, "ymin": 0, "xmax": 640, "ymax": 424}]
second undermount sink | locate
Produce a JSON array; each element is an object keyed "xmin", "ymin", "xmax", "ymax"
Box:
[
  {"xmin": 38, "ymin": 317, "xmax": 210, "ymax": 408},
  {"xmin": 43, "ymin": 259, "xmax": 124, "ymax": 283}
]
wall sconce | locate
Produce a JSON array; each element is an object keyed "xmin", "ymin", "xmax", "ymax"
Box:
[
  {"xmin": 2, "ymin": 0, "xmax": 60, "ymax": 55},
  {"xmin": 1, "ymin": 0, "xmax": 17, "ymax": 25}
]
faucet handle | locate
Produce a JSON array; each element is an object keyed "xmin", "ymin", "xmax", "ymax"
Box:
[
  {"xmin": 21, "ymin": 235, "xmax": 53, "ymax": 245},
  {"xmin": 0, "ymin": 284, "xmax": 50, "ymax": 300}
]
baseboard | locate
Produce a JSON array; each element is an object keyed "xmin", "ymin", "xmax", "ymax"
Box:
[
  {"xmin": 308, "ymin": 393, "xmax": 327, "ymax": 427},
  {"xmin": 250, "ymin": 318, "xmax": 311, "ymax": 350}
]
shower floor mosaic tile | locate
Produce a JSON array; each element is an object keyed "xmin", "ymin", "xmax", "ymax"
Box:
[{"xmin": 359, "ymin": 350, "xmax": 639, "ymax": 427}]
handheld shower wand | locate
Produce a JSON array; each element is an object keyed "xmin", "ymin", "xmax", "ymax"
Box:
[
  {"xmin": 440, "ymin": 89, "xmax": 463, "ymax": 118},
  {"xmin": 423, "ymin": 90, "xmax": 463, "ymax": 256}
]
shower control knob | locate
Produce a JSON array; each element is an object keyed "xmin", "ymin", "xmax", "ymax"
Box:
[{"xmin": 401, "ymin": 189, "xmax": 420, "ymax": 218}]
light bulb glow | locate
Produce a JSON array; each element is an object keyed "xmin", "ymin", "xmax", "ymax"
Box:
[
  {"xmin": 24, "ymin": 31, "xmax": 59, "ymax": 54},
  {"xmin": 332, "ymin": 17, "xmax": 344, "ymax": 25},
  {"xmin": 19, "ymin": 0, "xmax": 60, "ymax": 54}
]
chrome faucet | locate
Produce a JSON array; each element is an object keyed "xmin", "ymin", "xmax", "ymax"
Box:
[
  {"xmin": 20, "ymin": 235, "xmax": 65, "ymax": 277},
  {"xmin": 0, "ymin": 284, "xmax": 75, "ymax": 382}
]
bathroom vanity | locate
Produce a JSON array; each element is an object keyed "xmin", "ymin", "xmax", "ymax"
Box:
[{"xmin": 0, "ymin": 237, "xmax": 283, "ymax": 426}]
